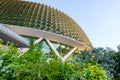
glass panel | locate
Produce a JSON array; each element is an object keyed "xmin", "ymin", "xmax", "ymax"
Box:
[
  {"xmin": 51, "ymin": 41, "xmax": 73, "ymax": 57},
  {"xmin": 22, "ymin": 36, "xmax": 38, "ymax": 43},
  {"xmin": 36, "ymin": 40, "xmax": 51, "ymax": 54}
]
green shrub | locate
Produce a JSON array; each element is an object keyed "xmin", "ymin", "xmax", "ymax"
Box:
[
  {"xmin": 0, "ymin": 41, "xmax": 108, "ymax": 80},
  {"xmin": 0, "ymin": 39, "xmax": 3, "ymax": 44},
  {"xmin": 79, "ymin": 63, "xmax": 107, "ymax": 80}
]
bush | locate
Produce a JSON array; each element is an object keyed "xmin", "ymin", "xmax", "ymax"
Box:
[
  {"xmin": 0, "ymin": 40, "xmax": 108, "ymax": 80},
  {"xmin": 73, "ymin": 48, "xmax": 120, "ymax": 80},
  {"xmin": 0, "ymin": 39, "xmax": 3, "ymax": 44},
  {"xmin": 79, "ymin": 63, "xmax": 107, "ymax": 80}
]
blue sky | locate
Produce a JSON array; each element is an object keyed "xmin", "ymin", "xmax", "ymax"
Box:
[{"xmin": 28, "ymin": 0, "xmax": 120, "ymax": 50}]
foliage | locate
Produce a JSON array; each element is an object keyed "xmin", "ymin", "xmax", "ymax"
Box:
[
  {"xmin": 0, "ymin": 39, "xmax": 3, "ymax": 44},
  {"xmin": 74, "ymin": 47, "xmax": 120, "ymax": 80},
  {"xmin": 79, "ymin": 63, "xmax": 107, "ymax": 80},
  {"xmin": 113, "ymin": 51, "xmax": 120, "ymax": 80},
  {"xmin": 0, "ymin": 42, "xmax": 18, "ymax": 79},
  {"xmin": 0, "ymin": 40, "xmax": 108, "ymax": 80}
]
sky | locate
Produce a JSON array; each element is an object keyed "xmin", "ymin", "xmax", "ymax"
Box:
[{"xmin": 28, "ymin": 0, "xmax": 120, "ymax": 50}]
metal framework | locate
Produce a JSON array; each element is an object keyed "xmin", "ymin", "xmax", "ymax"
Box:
[
  {"xmin": 0, "ymin": 24, "xmax": 29, "ymax": 47},
  {"xmin": 2, "ymin": 24, "xmax": 90, "ymax": 61}
]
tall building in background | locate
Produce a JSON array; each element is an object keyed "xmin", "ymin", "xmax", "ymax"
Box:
[
  {"xmin": 117, "ymin": 45, "xmax": 120, "ymax": 51},
  {"xmin": 0, "ymin": 0, "xmax": 92, "ymax": 61},
  {"xmin": 106, "ymin": 47, "xmax": 115, "ymax": 52}
]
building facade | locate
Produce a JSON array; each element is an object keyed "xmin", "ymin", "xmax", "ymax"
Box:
[{"xmin": 0, "ymin": 0, "xmax": 92, "ymax": 61}]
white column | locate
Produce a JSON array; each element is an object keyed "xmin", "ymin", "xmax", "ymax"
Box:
[
  {"xmin": 62, "ymin": 47, "xmax": 77, "ymax": 62},
  {"xmin": 45, "ymin": 39, "xmax": 62, "ymax": 60},
  {"xmin": 18, "ymin": 48, "xmax": 29, "ymax": 57},
  {"xmin": 18, "ymin": 38, "xmax": 43, "ymax": 57},
  {"xmin": 34, "ymin": 38, "xmax": 43, "ymax": 45},
  {"xmin": 18, "ymin": 48, "xmax": 29, "ymax": 53}
]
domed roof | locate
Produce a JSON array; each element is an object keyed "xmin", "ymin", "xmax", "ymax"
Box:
[{"xmin": 0, "ymin": 0, "xmax": 92, "ymax": 48}]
